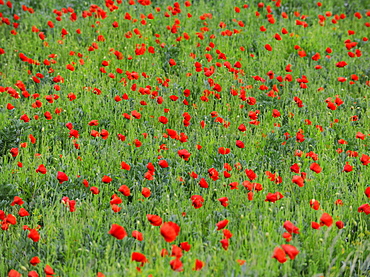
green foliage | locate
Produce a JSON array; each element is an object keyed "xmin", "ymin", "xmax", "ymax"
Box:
[
  {"xmin": 0, "ymin": 0, "xmax": 369, "ymax": 276},
  {"xmin": 0, "ymin": 118, "xmax": 29, "ymax": 200},
  {"xmin": 0, "ymin": 118, "xmax": 28, "ymax": 158}
]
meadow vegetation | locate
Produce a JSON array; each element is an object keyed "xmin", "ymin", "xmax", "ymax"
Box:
[{"xmin": 0, "ymin": 0, "xmax": 369, "ymax": 276}]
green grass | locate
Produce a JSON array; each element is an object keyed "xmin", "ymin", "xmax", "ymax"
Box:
[{"xmin": 0, "ymin": 0, "xmax": 369, "ymax": 276}]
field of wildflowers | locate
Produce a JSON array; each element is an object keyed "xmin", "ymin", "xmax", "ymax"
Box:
[{"xmin": 0, "ymin": 0, "xmax": 369, "ymax": 276}]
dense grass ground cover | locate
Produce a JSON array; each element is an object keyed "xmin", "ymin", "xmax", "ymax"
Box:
[{"xmin": 0, "ymin": 0, "xmax": 369, "ymax": 276}]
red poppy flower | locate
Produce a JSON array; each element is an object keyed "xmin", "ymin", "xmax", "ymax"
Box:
[
  {"xmin": 193, "ymin": 259, "xmax": 205, "ymax": 271},
  {"xmin": 310, "ymin": 163, "xmax": 322, "ymax": 174},
  {"xmin": 110, "ymin": 194, "xmax": 122, "ymax": 205},
  {"xmin": 132, "ymin": 230, "xmax": 143, "ymax": 241},
  {"xmin": 191, "ymin": 195, "xmax": 204, "ymax": 209},
  {"xmin": 121, "ymin": 161, "xmax": 131, "ymax": 170},
  {"xmin": 238, "ymin": 124, "xmax": 247, "ymax": 132},
  {"xmin": 222, "ymin": 229, "xmax": 233, "ymax": 239},
  {"xmin": 326, "ymin": 101, "xmax": 337, "ymax": 110},
  {"xmin": 100, "ymin": 129, "xmax": 109, "ymax": 140},
  {"xmin": 218, "ymin": 147, "xmax": 230, "ymax": 154},
  {"xmin": 198, "ymin": 178, "xmax": 208, "ymax": 188},
  {"xmin": 158, "ymin": 116, "xmax": 168, "ymax": 124},
  {"xmin": 44, "ymin": 265, "xmax": 55, "ymax": 275},
  {"xmin": 218, "ymin": 197, "xmax": 229, "ymax": 207},
  {"xmin": 8, "ymin": 270, "xmax": 22, "ymax": 277},
  {"xmin": 160, "ymin": 221, "xmax": 180, "ymax": 242},
  {"xmin": 169, "ymin": 95, "xmax": 178, "ymax": 101},
  {"xmin": 43, "ymin": 111, "xmax": 52, "ymax": 120},
  {"xmin": 282, "ymin": 232, "xmax": 292, "ymax": 242},
  {"xmin": 178, "ymin": 149, "xmax": 191, "ymax": 161},
  {"xmin": 179, "ymin": 242, "xmax": 191, "ymax": 252},
  {"xmin": 27, "ymin": 270, "xmax": 39, "ymax": 277},
  {"xmin": 336, "ymin": 221, "xmax": 344, "ymax": 229},
  {"xmin": 160, "ymin": 249, "xmax": 169, "ymax": 257},
  {"xmin": 108, "ymin": 224, "xmax": 127, "ymax": 240},
  {"xmin": 356, "ymin": 132, "xmax": 366, "ymax": 140},
  {"xmin": 365, "ymin": 187, "xmax": 370, "ymax": 198},
  {"xmin": 29, "ymin": 134, "xmax": 37, "ymax": 144},
  {"xmin": 28, "ymin": 229, "xmax": 40, "ymax": 242},
  {"xmin": 133, "ymin": 139, "xmax": 142, "ymax": 147},
  {"xmin": 147, "ymin": 214, "xmax": 162, "ymax": 226},
  {"xmin": 7, "ymin": 103, "xmax": 14, "ymax": 110},
  {"xmin": 170, "ymin": 258, "xmax": 183, "ymax": 272},
  {"xmin": 216, "ymin": 219, "xmax": 229, "ymax": 230},
  {"xmin": 145, "ymin": 164, "xmax": 155, "ymax": 176},
  {"xmin": 141, "ymin": 187, "xmax": 151, "ymax": 198},
  {"xmin": 296, "ymin": 132, "xmax": 305, "ymax": 142},
  {"xmin": 30, "ymin": 256, "xmax": 41, "ymax": 266},
  {"xmin": 9, "ymin": 148, "xmax": 19, "ymax": 157},
  {"xmin": 56, "ymin": 171, "xmax": 69, "ymax": 184},
  {"xmin": 6, "ymin": 214, "xmax": 16, "ymax": 225},
  {"xmin": 334, "ymin": 199, "xmax": 343, "ymax": 206},
  {"xmin": 88, "ymin": 120, "xmax": 99, "ymax": 126},
  {"xmin": 11, "ymin": 196, "xmax": 24, "ymax": 206},
  {"xmin": 343, "ymin": 162, "xmax": 353, "ymax": 172},
  {"xmin": 132, "ymin": 252, "xmax": 148, "ymax": 268},
  {"xmin": 290, "ymin": 163, "xmax": 300, "ymax": 173},
  {"xmin": 66, "ymin": 200, "xmax": 76, "ymax": 212},
  {"xmin": 158, "ymin": 160, "xmax": 169, "ymax": 168},
  {"xmin": 235, "ymin": 140, "xmax": 245, "ymax": 148},
  {"xmin": 265, "ymin": 192, "xmax": 284, "ymax": 202},
  {"xmin": 36, "ymin": 164, "xmax": 47, "ymax": 174},
  {"xmin": 272, "ymin": 109, "xmax": 281, "ymax": 117},
  {"xmin": 336, "ymin": 61, "xmax": 347, "ymax": 68},
  {"xmin": 306, "ymin": 151, "xmax": 319, "ymax": 161},
  {"xmin": 111, "ymin": 204, "xmax": 121, "ymax": 213},
  {"xmin": 360, "ymin": 154, "xmax": 370, "ymax": 166},
  {"xmin": 69, "ymin": 129, "xmax": 80, "ymax": 138},
  {"xmin": 243, "ymin": 181, "xmax": 263, "ymax": 192},
  {"xmin": 171, "ymin": 245, "xmax": 183, "ymax": 258},
  {"xmin": 169, "ymin": 59, "xmax": 176, "ymax": 66},
  {"xmin": 117, "ymin": 134, "xmax": 126, "ymax": 141},
  {"xmin": 320, "ymin": 213, "xmax": 333, "ymax": 227},
  {"xmin": 245, "ymin": 169, "xmax": 257, "ymax": 181},
  {"xmin": 208, "ymin": 168, "xmax": 219, "ymax": 181},
  {"xmin": 272, "ymin": 247, "xmax": 287, "ymax": 263},
  {"xmin": 248, "ymin": 110, "xmax": 259, "ymax": 120},
  {"xmin": 118, "ymin": 185, "xmax": 130, "ymax": 196},
  {"xmin": 32, "ymin": 76, "xmax": 41, "ymax": 83},
  {"xmin": 66, "ymin": 64, "xmax": 75, "ymax": 71},
  {"xmin": 90, "ymin": 186, "xmax": 100, "ymax": 195},
  {"xmin": 309, "ymin": 199, "xmax": 320, "ymax": 210},
  {"xmin": 0, "ymin": 211, "xmax": 5, "ymax": 221},
  {"xmin": 220, "ymin": 238, "xmax": 229, "ymax": 250},
  {"xmin": 311, "ymin": 222, "xmax": 320, "ymax": 229},
  {"xmin": 102, "ymin": 175, "xmax": 112, "ymax": 183},
  {"xmin": 292, "ymin": 175, "xmax": 304, "ymax": 187},
  {"xmin": 283, "ymin": 221, "xmax": 300, "ymax": 234},
  {"xmin": 18, "ymin": 208, "xmax": 30, "ymax": 217},
  {"xmin": 358, "ymin": 203, "xmax": 370, "ymax": 215},
  {"xmin": 189, "ymin": 172, "xmax": 198, "ymax": 179},
  {"xmin": 20, "ymin": 114, "xmax": 30, "ymax": 122},
  {"xmin": 265, "ymin": 44, "xmax": 272, "ymax": 51},
  {"xmin": 131, "ymin": 110, "xmax": 141, "ymax": 119},
  {"xmin": 65, "ymin": 123, "xmax": 73, "ymax": 130},
  {"xmin": 228, "ymin": 182, "xmax": 238, "ymax": 190},
  {"xmin": 281, "ymin": 244, "xmax": 299, "ymax": 260}
]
